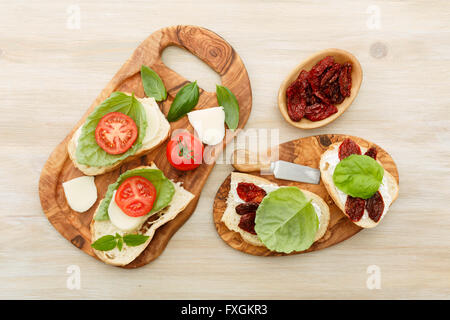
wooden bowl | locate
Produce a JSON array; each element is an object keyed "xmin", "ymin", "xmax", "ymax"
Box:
[{"xmin": 278, "ymin": 48, "xmax": 363, "ymax": 129}]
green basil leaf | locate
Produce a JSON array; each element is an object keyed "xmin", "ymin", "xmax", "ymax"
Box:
[
  {"xmin": 216, "ymin": 85, "xmax": 239, "ymax": 130},
  {"xmin": 167, "ymin": 81, "xmax": 199, "ymax": 122},
  {"xmin": 141, "ymin": 65, "xmax": 167, "ymax": 101},
  {"xmin": 123, "ymin": 234, "xmax": 150, "ymax": 247},
  {"xmin": 76, "ymin": 92, "xmax": 148, "ymax": 167},
  {"xmin": 255, "ymin": 187, "xmax": 319, "ymax": 253},
  {"xmin": 94, "ymin": 168, "xmax": 175, "ymax": 221},
  {"xmin": 117, "ymin": 238, "xmax": 123, "ymax": 251},
  {"xmin": 333, "ymin": 154, "xmax": 384, "ymax": 199},
  {"xmin": 91, "ymin": 235, "xmax": 117, "ymax": 251}
]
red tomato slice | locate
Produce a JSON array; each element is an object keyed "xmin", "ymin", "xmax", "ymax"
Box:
[
  {"xmin": 95, "ymin": 112, "xmax": 138, "ymax": 155},
  {"xmin": 115, "ymin": 176, "xmax": 157, "ymax": 217},
  {"xmin": 166, "ymin": 132, "xmax": 204, "ymax": 171}
]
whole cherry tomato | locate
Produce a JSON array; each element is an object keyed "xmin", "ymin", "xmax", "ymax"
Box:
[{"xmin": 166, "ymin": 131, "xmax": 204, "ymax": 171}]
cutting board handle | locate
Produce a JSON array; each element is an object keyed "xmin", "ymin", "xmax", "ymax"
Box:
[
  {"xmin": 232, "ymin": 149, "xmax": 271, "ymax": 173},
  {"xmin": 136, "ymin": 25, "xmax": 237, "ymax": 95}
]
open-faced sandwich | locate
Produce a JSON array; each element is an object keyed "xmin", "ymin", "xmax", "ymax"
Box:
[
  {"xmin": 221, "ymin": 172, "xmax": 330, "ymax": 253},
  {"xmin": 68, "ymin": 92, "xmax": 170, "ymax": 176},
  {"xmin": 319, "ymin": 138, "xmax": 399, "ymax": 228},
  {"xmin": 90, "ymin": 163, "xmax": 194, "ymax": 266}
]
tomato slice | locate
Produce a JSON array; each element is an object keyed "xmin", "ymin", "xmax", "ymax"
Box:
[
  {"xmin": 115, "ymin": 176, "xmax": 157, "ymax": 217},
  {"xmin": 166, "ymin": 132, "xmax": 204, "ymax": 171},
  {"xmin": 95, "ymin": 112, "xmax": 138, "ymax": 155}
]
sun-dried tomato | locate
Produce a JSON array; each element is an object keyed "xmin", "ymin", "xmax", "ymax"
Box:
[
  {"xmin": 286, "ymin": 87, "xmax": 305, "ymax": 121},
  {"xmin": 338, "ymin": 138, "xmax": 362, "ymax": 160},
  {"xmin": 302, "ymin": 85, "xmax": 316, "ymax": 105},
  {"xmin": 235, "ymin": 202, "xmax": 259, "ymax": 215},
  {"xmin": 238, "ymin": 212, "xmax": 257, "ymax": 235},
  {"xmin": 285, "ymin": 56, "xmax": 352, "ymax": 122},
  {"xmin": 320, "ymin": 63, "xmax": 341, "ymax": 87},
  {"xmin": 339, "ymin": 63, "xmax": 352, "ymax": 97},
  {"xmin": 328, "ymin": 82, "xmax": 345, "ymax": 105},
  {"xmin": 313, "ymin": 90, "xmax": 332, "ymax": 106},
  {"xmin": 308, "ymin": 56, "xmax": 335, "ymax": 91},
  {"xmin": 364, "ymin": 147, "xmax": 378, "ymax": 160},
  {"xmin": 345, "ymin": 196, "xmax": 365, "ymax": 222},
  {"xmin": 366, "ymin": 191, "xmax": 384, "ymax": 222},
  {"xmin": 304, "ymin": 103, "xmax": 338, "ymax": 122},
  {"xmin": 297, "ymin": 69, "xmax": 309, "ymax": 82},
  {"xmin": 236, "ymin": 183, "xmax": 267, "ymax": 203}
]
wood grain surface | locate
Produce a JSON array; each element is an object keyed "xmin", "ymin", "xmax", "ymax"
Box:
[
  {"xmin": 38, "ymin": 25, "xmax": 252, "ymax": 268},
  {"xmin": 213, "ymin": 134, "xmax": 399, "ymax": 256},
  {"xmin": 1, "ymin": 0, "xmax": 449, "ymax": 299}
]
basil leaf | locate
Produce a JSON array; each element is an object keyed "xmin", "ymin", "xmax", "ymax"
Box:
[
  {"xmin": 76, "ymin": 92, "xmax": 147, "ymax": 167},
  {"xmin": 141, "ymin": 65, "xmax": 167, "ymax": 101},
  {"xmin": 123, "ymin": 234, "xmax": 149, "ymax": 247},
  {"xmin": 94, "ymin": 168, "xmax": 175, "ymax": 221},
  {"xmin": 117, "ymin": 238, "xmax": 123, "ymax": 251},
  {"xmin": 167, "ymin": 81, "xmax": 199, "ymax": 122},
  {"xmin": 91, "ymin": 235, "xmax": 117, "ymax": 251},
  {"xmin": 216, "ymin": 85, "xmax": 239, "ymax": 130},
  {"xmin": 333, "ymin": 154, "xmax": 384, "ymax": 199},
  {"xmin": 255, "ymin": 187, "xmax": 319, "ymax": 253}
]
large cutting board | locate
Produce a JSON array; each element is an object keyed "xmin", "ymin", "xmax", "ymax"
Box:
[
  {"xmin": 213, "ymin": 134, "xmax": 399, "ymax": 256},
  {"xmin": 39, "ymin": 25, "xmax": 252, "ymax": 268}
]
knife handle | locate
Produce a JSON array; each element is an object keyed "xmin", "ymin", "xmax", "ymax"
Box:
[{"xmin": 231, "ymin": 149, "xmax": 271, "ymax": 172}]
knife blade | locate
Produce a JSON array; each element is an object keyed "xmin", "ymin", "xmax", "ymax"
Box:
[
  {"xmin": 232, "ymin": 149, "xmax": 321, "ymax": 184},
  {"xmin": 268, "ymin": 160, "xmax": 321, "ymax": 184}
]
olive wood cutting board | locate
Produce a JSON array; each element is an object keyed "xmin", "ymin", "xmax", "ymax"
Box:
[
  {"xmin": 213, "ymin": 134, "xmax": 399, "ymax": 256},
  {"xmin": 39, "ymin": 25, "xmax": 252, "ymax": 268}
]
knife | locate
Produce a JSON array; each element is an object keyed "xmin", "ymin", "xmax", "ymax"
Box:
[{"xmin": 231, "ymin": 149, "xmax": 321, "ymax": 184}]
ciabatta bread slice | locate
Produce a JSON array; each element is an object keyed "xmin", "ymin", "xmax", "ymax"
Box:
[
  {"xmin": 319, "ymin": 141, "xmax": 399, "ymax": 228},
  {"xmin": 68, "ymin": 95, "xmax": 170, "ymax": 176},
  {"xmin": 221, "ymin": 172, "xmax": 330, "ymax": 248},
  {"xmin": 90, "ymin": 164, "xmax": 194, "ymax": 266}
]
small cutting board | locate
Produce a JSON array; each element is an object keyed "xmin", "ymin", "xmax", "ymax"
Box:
[
  {"xmin": 39, "ymin": 25, "xmax": 252, "ymax": 268},
  {"xmin": 213, "ymin": 134, "xmax": 399, "ymax": 256}
]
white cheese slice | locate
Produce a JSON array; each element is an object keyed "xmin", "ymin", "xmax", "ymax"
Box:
[
  {"xmin": 142, "ymin": 98, "xmax": 160, "ymax": 145},
  {"xmin": 62, "ymin": 176, "xmax": 97, "ymax": 212},
  {"xmin": 187, "ymin": 107, "xmax": 225, "ymax": 145},
  {"xmin": 108, "ymin": 190, "xmax": 148, "ymax": 232}
]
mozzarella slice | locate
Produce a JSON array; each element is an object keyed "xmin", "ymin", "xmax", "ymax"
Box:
[
  {"xmin": 62, "ymin": 176, "xmax": 97, "ymax": 212},
  {"xmin": 142, "ymin": 98, "xmax": 160, "ymax": 145},
  {"xmin": 187, "ymin": 107, "xmax": 225, "ymax": 145},
  {"xmin": 108, "ymin": 191, "xmax": 147, "ymax": 232}
]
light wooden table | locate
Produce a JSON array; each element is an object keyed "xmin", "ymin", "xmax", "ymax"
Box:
[{"xmin": 1, "ymin": 0, "xmax": 449, "ymax": 300}]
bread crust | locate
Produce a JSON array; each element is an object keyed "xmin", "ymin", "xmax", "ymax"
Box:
[
  {"xmin": 222, "ymin": 172, "xmax": 331, "ymax": 250},
  {"xmin": 68, "ymin": 95, "xmax": 170, "ymax": 176},
  {"xmin": 319, "ymin": 141, "xmax": 399, "ymax": 228}
]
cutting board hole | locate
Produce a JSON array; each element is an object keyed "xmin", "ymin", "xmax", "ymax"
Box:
[{"xmin": 162, "ymin": 46, "xmax": 221, "ymax": 93}]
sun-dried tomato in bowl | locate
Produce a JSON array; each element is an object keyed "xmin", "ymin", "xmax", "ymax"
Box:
[{"xmin": 286, "ymin": 56, "xmax": 352, "ymax": 122}]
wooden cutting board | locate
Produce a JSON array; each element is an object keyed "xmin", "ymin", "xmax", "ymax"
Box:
[
  {"xmin": 39, "ymin": 25, "xmax": 252, "ymax": 268},
  {"xmin": 213, "ymin": 134, "xmax": 399, "ymax": 256}
]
